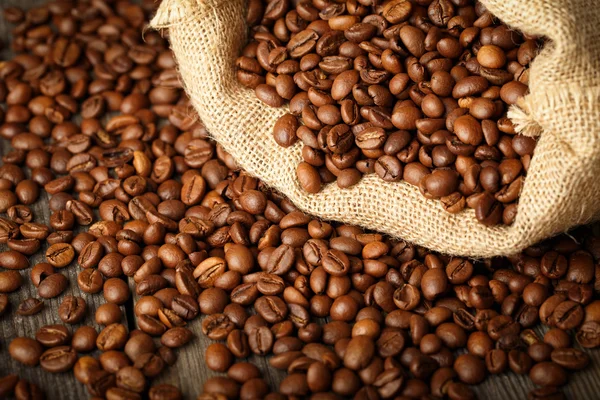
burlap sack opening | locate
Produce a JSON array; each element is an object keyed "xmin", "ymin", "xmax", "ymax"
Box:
[{"xmin": 150, "ymin": 0, "xmax": 600, "ymax": 258}]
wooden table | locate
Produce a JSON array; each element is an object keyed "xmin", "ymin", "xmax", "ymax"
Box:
[{"xmin": 1, "ymin": 1, "xmax": 599, "ymax": 399}]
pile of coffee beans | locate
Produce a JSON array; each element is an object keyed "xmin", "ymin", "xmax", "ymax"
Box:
[
  {"xmin": 237, "ymin": 0, "xmax": 542, "ymax": 226},
  {"xmin": 0, "ymin": 1, "xmax": 598, "ymax": 400}
]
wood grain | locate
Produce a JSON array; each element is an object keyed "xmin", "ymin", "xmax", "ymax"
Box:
[{"xmin": 1, "ymin": 1, "xmax": 599, "ymax": 399}]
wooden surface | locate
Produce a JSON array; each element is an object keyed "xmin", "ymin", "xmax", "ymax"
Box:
[{"xmin": 1, "ymin": 2, "xmax": 600, "ymax": 399}]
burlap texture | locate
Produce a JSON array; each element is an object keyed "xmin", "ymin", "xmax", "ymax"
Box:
[{"xmin": 150, "ymin": 0, "xmax": 600, "ymax": 258}]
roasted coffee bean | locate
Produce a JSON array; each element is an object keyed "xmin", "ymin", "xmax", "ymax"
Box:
[
  {"xmin": 134, "ymin": 353, "xmax": 165, "ymax": 378},
  {"xmin": 0, "ymin": 250, "xmax": 29, "ymax": 269},
  {"xmin": 9, "ymin": 337, "xmax": 44, "ymax": 366},
  {"xmin": 37, "ymin": 273, "xmax": 68, "ymax": 298},
  {"xmin": 0, "ymin": 270, "xmax": 23, "ymax": 293},
  {"xmin": 16, "ymin": 297, "xmax": 44, "ymax": 316},
  {"xmin": 58, "ymin": 295, "xmax": 87, "ymax": 324},
  {"xmin": 78, "ymin": 268, "xmax": 104, "ymax": 294},
  {"xmin": 97, "ymin": 324, "xmax": 129, "ymax": 351},
  {"xmin": 161, "ymin": 327, "xmax": 193, "ymax": 348},
  {"xmin": 45, "ymin": 243, "xmax": 75, "ymax": 267},
  {"xmin": 39, "ymin": 346, "xmax": 77, "ymax": 373},
  {"xmin": 529, "ymin": 362, "xmax": 567, "ymax": 387},
  {"xmin": 551, "ymin": 348, "xmax": 590, "ymax": 370},
  {"xmin": 149, "ymin": 384, "xmax": 182, "ymax": 400},
  {"xmin": 34, "ymin": 325, "xmax": 71, "ymax": 349}
]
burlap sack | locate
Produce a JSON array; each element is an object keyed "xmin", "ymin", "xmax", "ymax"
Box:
[{"xmin": 150, "ymin": 0, "xmax": 600, "ymax": 258}]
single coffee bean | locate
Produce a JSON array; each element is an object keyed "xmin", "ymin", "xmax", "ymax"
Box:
[
  {"xmin": 550, "ymin": 348, "xmax": 590, "ymax": 370},
  {"xmin": 37, "ymin": 273, "xmax": 68, "ymax": 298},
  {"xmin": 45, "ymin": 243, "xmax": 75, "ymax": 267},
  {"xmin": 149, "ymin": 384, "xmax": 182, "ymax": 400},
  {"xmin": 529, "ymin": 362, "xmax": 567, "ymax": 387},
  {"xmin": 58, "ymin": 295, "xmax": 87, "ymax": 324},
  {"xmin": 97, "ymin": 324, "xmax": 129, "ymax": 351},
  {"xmin": 9, "ymin": 337, "xmax": 44, "ymax": 366},
  {"xmin": 0, "ymin": 250, "xmax": 29, "ymax": 269},
  {"xmin": 39, "ymin": 346, "xmax": 77, "ymax": 373},
  {"xmin": 35, "ymin": 324, "xmax": 71, "ymax": 348},
  {"xmin": 16, "ymin": 297, "xmax": 44, "ymax": 316},
  {"xmin": 161, "ymin": 327, "xmax": 193, "ymax": 348}
]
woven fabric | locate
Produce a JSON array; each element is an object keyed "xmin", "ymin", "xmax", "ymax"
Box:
[{"xmin": 150, "ymin": 0, "xmax": 600, "ymax": 257}]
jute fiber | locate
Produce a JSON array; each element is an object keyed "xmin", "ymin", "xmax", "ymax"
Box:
[{"xmin": 150, "ymin": 0, "xmax": 600, "ymax": 258}]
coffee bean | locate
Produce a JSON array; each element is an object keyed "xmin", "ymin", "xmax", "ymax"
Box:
[
  {"xmin": 551, "ymin": 348, "xmax": 590, "ymax": 370},
  {"xmin": 454, "ymin": 354, "xmax": 486, "ymax": 384},
  {"xmin": 205, "ymin": 343, "xmax": 234, "ymax": 372},
  {"xmin": 58, "ymin": 295, "xmax": 87, "ymax": 324},
  {"xmin": 161, "ymin": 327, "xmax": 193, "ymax": 348},
  {"xmin": 16, "ymin": 297, "xmax": 44, "ymax": 316},
  {"xmin": 149, "ymin": 384, "xmax": 182, "ymax": 400},
  {"xmin": 9, "ymin": 337, "xmax": 44, "ymax": 366},
  {"xmin": 0, "ymin": 270, "xmax": 22, "ymax": 293},
  {"xmin": 78, "ymin": 268, "xmax": 104, "ymax": 294},
  {"xmin": 296, "ymin": 162, "xmax": 321, "ymax": 193},
  {"xmin": 104, "ymin": 278, "xmax": 131, "ymax": 305},
  {"xmin": 577, "ymin": 321, "xmax": 600, "ymax": 348},
  {"xmin": 45, "ymin": 243, "xmax": 75, "ymax": 267},
  {"xmin": 0, "ymin": 250, "xmax": 29, "ymax": 269},
  {"xmin": 37, "ymin": 272, "xmax": 68, "ymax": 298},
  {"xmin": 97, "ymin": 324, "xmax": 128, "ymax": 351},
  {"xmin": 529, "ymin": 362, "xmax": 567, "ymax": 387},
  {"xmin": 552, "ymin": 300, "xmax": 584, "ymax": 330},
  {"xmin": 40, "ymin": 346, "xmax": 77, "ymax": 373},
  {"xmin": 344, "ymin": 335, "xmax": 375, "ymax": 370},
  {"xmin": 116, "ymin": 366, "xmax": 146, "ymax": 393}
]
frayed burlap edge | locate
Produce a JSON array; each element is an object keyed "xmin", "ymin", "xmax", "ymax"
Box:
[{"xmin": 150, "ymin": 0, "xmax": 600, "ymax": 258}]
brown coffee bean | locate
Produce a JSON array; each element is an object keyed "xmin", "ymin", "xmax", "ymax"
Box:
[
  {"xmin": 149, "ymin": 384, "xmax": 182, "ymax": 400},
  {"xmin": 551, "ymin": 348, "xmax": 590, "ymax": 370},
  {"xmin": 58, "ymin": 295, "xmax": 87, "ymax": 324},
  {"xmin": 9, "ymin": 337, "xmax": 44, "ymax": 366},
  {"xmin": 39, "ymin": 346, "xmax": 77, "ymax": 373},
  {"xmin": 0, "ymin": 250, "xmax": 29, "ymax": 269},
  {"xmin": 297, "ymin": 162, "xmax": 321, "ymax": 193},
  {"xmin": 97, "ymin": 324, "xmax": 128, "ymax": 351},
  {"xmin": 0, "ymin": 270, "xmax": 23, "ymax": 293},
  {"xmin": 37, "ymin": 273, "xmax": 68, "ymax": 298},
  {"xmin": 454, "ymin": 354, "xmax": 486, "ymax": 384},
  {"xmin": 16, "ymin": 297, "xmax": 44, "ymax": 316},
  {"xmin": 45, "ymin": 243, "xmax": 75, "ymax": 267},
  {"xmin": 273, "ymin": 114, "xmax": 299, "ymax": 148},
  {"xmin": 161, "ymin": 327, "xmax": 193, "ymax": 348},
  {"xmin": 529, "ymin": 362, "xmax": 567, "ymax": 387},
  {"xmin": 72, "ymin": 326, "xmax": 98, "ymax": 353}
]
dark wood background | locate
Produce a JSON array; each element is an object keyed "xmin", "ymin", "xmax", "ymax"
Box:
[{"xmin": 1, "ymin": 1, "xmax": 599, "ymax": 398}]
